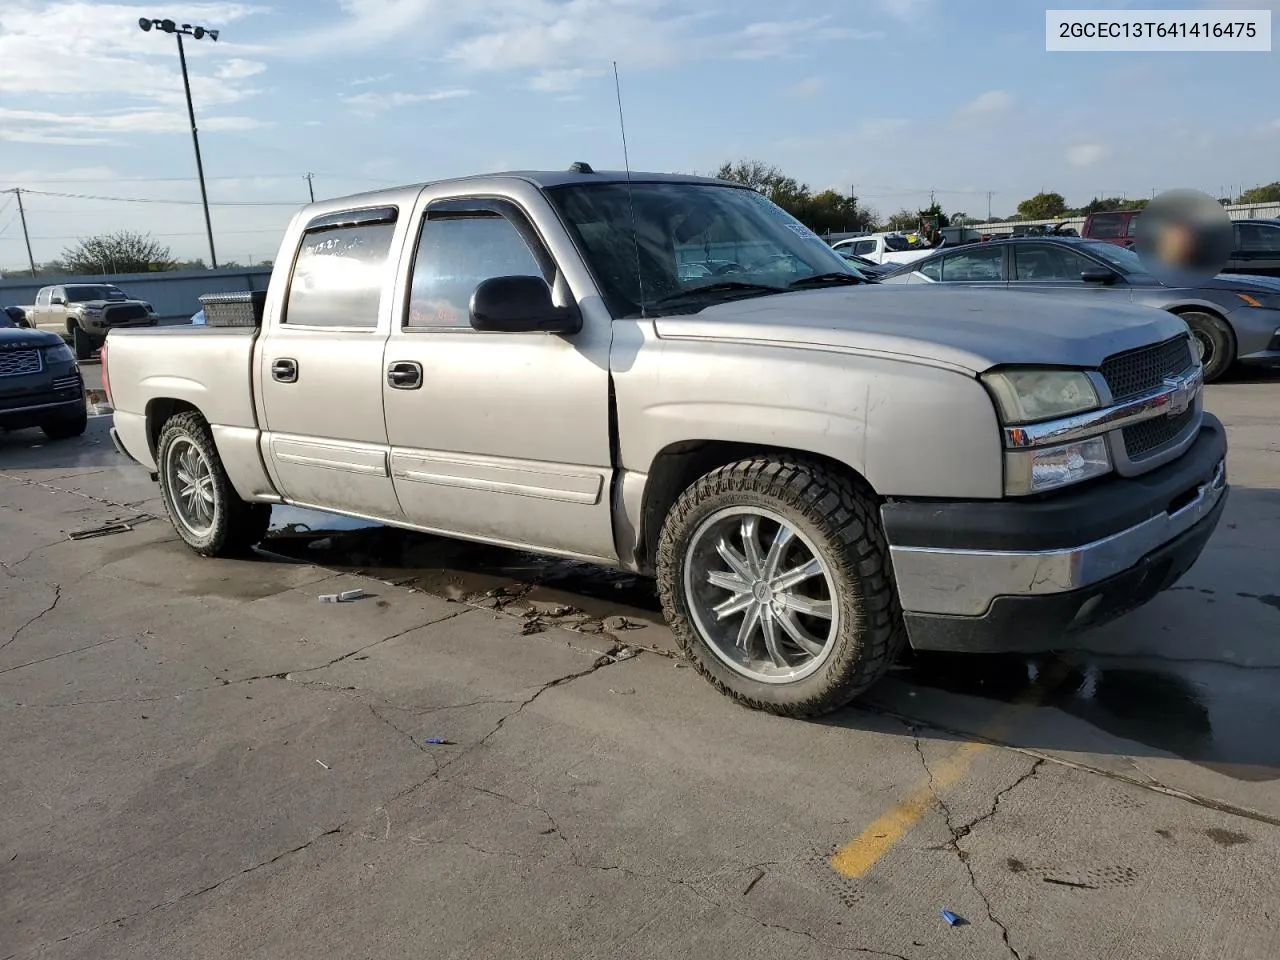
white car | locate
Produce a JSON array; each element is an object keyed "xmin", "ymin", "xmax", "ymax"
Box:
[{"xmin": 832, "ymin": 233, "xmax": 936, "ymax": 266}]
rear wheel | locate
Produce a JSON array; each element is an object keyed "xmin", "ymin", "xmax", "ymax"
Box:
[
  {"xmin": 656, "ymin": 457, "xmax": 906, "ymax": 717},
  {"xmin": 1181, "ymin": 310, "xmax": 1234, "ymax": 383},
  {"xmin": 156, "ymin": 411, "xmax": 271, "ymax": 557},
  {"xmin": 71, "ymin": 323, "xmax": 96, "ymax": 361}
]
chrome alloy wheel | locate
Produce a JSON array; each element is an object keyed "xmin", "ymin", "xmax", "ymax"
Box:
[
  {"xmin": 164, "ymin": 436, "xmax": 217, "ymax": 538},
  {"xmin": 683, "ymin": 506, "xmax": 839, "ymax": 684},
  {"xmin": 1192, "ymin": 329, "xmax": 1214, "ymax": 369}
]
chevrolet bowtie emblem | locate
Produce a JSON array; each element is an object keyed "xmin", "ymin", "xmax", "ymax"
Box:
[{"xmin": 1163, "ymin": 368, "xmax": 1202, "ymax": 417}]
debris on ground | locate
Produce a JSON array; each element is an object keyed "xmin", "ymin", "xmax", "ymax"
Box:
[
  {"xmin": 604, "ymin": 615, "xmax": 643, "ymax": 632},
  {"xmin": 319, "ymin": 589, "xmax": 368, "ymax": 603},
  {"xmin": 609, "ymin": 688, "xmax": 636, "ymax": 695},
  {"xmin": 423, "ymin": 737, "xmax": 454, "ymax": 745},
  {"xmin": 576, "ymin": 619, "xmax": 604, "ymax": 634},
  {"xmin": 613, "ymin": 646, "xmax": 638, "ymax": 662},
  {"xmin": 519, "ymin": 618, "xmax": 545, "ymax": 636},
  {"xmin": 941, "ymin": 909, "xmax": 965, "ymax": 926},
  {"xmin": 315, "ymin": 760, "xmax": 330, "ymax": 770},
  {"xmin": 68, "ymin": 521, "xmax": 135, "ymax": 541}
]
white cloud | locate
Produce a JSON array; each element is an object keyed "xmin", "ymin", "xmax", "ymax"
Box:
[
  {"xmin": 872, "ymin": 0, "xmax": 938, "ymax": 24},
  {"xmin": 351, "ymin": 73, "xmax": 393, "ymax": 86},
  {"xmin": 0, "ymin": 2, "xmax": 268, "ymax": 145},
  {"xmin": 782, "ymin": 76, "xmax": 826, "ymax": 100},
  {"xmin": 952, "ymin": 90, "xmax": 1015, "ymax": 125},
  {"xmin": 341, "ymin": 88, "xmax": 473, "ymax": 111},
  {"xmin": 1067, "ymin": 143, "xmax": 1109, "ymax": 168},
  {"xmin": 530, "ymin": 68, "xmax": 596, "ymax": 93},
  {"xmin": 855, "ymin": 117, "xmax": 910, "ymax": 141}
]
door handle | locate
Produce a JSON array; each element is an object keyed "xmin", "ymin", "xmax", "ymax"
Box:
[
  {"xmin": 387, "ymin": 361, "xmax": 423, "ymax": 390},
  {"xmin": 271, "ymin": 358, "xmax": 298, "ymax": 383}
]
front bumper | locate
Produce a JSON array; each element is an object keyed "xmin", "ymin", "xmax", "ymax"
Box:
[
  {"xmin": 1229, "ymin": 306, "xmax": 1280, "ymax": 366},
  {"xmin": 0, "ymin": 396, "xmax": 85, "ymax": 431},
  {"xmin": 883, "ymin": 415, "xmax": 1229, "ymax": 653}
]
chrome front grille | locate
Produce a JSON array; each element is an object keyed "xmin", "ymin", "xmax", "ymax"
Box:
[
  {"xmin": 1100, "ymin": 335, "xmax": 1195, "ymax": 401},
  {"xmin": 1123, "ymin": 405, "xmax": 1197, "ymax": 459},
  {"xmin": 0, "ymin": 349, "xmax": 42, "ymax": 377}
]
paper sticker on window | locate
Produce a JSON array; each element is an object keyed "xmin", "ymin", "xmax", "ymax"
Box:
[{"xmin": 784, "ymin": 221, "xmax": 825, "ymax": 243}]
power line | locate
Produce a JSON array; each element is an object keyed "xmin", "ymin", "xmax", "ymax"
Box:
[{"xmin": 18, "ymin": 188, "xmax": 303, "ymax": 207}]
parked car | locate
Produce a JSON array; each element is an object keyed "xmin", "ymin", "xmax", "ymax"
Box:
[
  {"xmin": 878, "ymin": 236, "xmax": 1280, "ymax": 381},
  {"xmin": 104, "ymin": 166, "xmax": 1226, "ymax": 717},
  {"xmin": 831, "ymin": 233, "xmax": 936, "ymax": 266},
  {"xmin": 3, "ymin": 306, "xmax": 31, "ymax": 328},
  {"xmin": 839, "ymin": 252, "xmax": 892, "ymax": 279},
  {"xmin": 29, "ymin": 283, "xmax": 157, "ymax": 360},
  {"xmin": 1081, "ymin": 210, "xmax": 1140, "ymax": 247},
  {"xmin": 0, "ymin": 326, "xmax": 87, "ymax": 439}
]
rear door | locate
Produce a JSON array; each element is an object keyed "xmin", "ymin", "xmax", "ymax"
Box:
[
  {"xmin": 1226, "ymin": 222, "xmax": 1280, "ymax": 277},
  {"xmin": 379, "ymin": 187, "xmax": 616, "ymax": 561},
  {"xmin": 256, "ymin": 204, "xmax": 410, "ymax": 520}
]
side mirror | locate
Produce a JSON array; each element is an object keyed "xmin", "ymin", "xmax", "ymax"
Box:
[
  {"xmin": 1080, "ymin": 268, "xmax": 1117, "ymax": 284},
  {"xmin": 51, "ymin": 295, "xmax": 65, "ymax": 305},
  {"xmin": 469, "ymin": 275, "xmax": 580, "ymax": 334}
]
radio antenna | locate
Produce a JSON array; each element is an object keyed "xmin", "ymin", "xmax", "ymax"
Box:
[{"xmin": 613, "ymin": 60, "xmax": 646, "ymax": 318}]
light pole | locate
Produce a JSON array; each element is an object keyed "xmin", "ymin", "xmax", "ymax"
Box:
[{"xmin": 138, "ymin": 16, "xmax": 220, "ymax": 269}]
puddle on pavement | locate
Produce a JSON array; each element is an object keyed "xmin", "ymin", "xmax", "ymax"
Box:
[
  {"xmin": 892, "ymin": 651, "xmax": 1280, "ymax": 782},
  {"xmin": 262, "ymin": 505, "xmax": 667, "ymax": 641}
]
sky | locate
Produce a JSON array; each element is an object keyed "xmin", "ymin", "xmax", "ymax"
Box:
[{"xmin": 1, "ymin": 0, "xmax": 1278, "ymax": 270}]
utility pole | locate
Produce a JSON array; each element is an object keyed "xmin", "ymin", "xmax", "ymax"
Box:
[
  {"xmin": 139, "ymin": 17, "xmax": 219, "ymax": 269},
  {"xmin": 986, "ymin": 191, "xmax": 993, "ymax": 221},
  {"xmin": 305, "ymin": 172, "xmax": 316, "ymax": 202},
  {"xmin": 7, "ymin": 188, "xmax": 37, "ymax": 278}
]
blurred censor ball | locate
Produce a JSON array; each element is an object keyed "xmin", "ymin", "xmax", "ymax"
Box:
[{"xmin": 1133, "ymin": 189, "xmax": 1233, "ymax": 286}]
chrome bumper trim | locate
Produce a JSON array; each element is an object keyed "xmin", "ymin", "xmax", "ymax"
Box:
[
  {"xmin": 890, "ymin": 458, "xmax": 1226, "ymax": 617},
  {"xmin": 1003, "ymin": 364, "xmax": 1203, "ymax": 450}
]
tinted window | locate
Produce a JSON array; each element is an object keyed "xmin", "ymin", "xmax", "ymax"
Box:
[
  {"xmin": 1088, "ymin": 214, "xmax": 1125, "ymax": 239},
  {"xmin": 918, "ymin": 258, "xmax": 942, "ymax": 281},
  {"xmin": 0, "ymin": 311, "xmax": 15, "ymax": 328},
  {"xmin": 65, "ymin": 285, "xmax": 126, "ymax": 302},
  {"xmin": 939, "ymin": 246, "xmax": 1003, "ymax": 281},
  {"xmin": 407, "ymin": 210, "xmax": 549, "ymax": 328},
  {"xmin": 1237, "ymin": 223, "xmax": 1280, "ymax": 253},
  {"xmin": 285, "ymin": 215, "xmax": 396, "ymax": 328},
  {"xmin": 853, "ymin": 240, "xmax": 876, "ymax": 256},
  {"xmin": 1013, "ymin": 243, "xmax": 1094, "ymax": 281}
]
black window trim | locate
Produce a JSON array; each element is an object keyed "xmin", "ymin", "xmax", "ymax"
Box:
[
  {"xmin": 400, "ymin": 194, "xmax": 560, "ymax": 333},
  {"xmin": 281, "ymin": 204, "xmax": 401, "ymax": 331}
]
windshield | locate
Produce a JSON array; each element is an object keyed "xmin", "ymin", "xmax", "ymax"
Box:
[
  {"xmin": 1080, "ymin": 241, "xmax": 1143, "ymax": 274},
  {"xmin": 545, "ymin": 181, "xmax": 858, "ymax": 317},
  {"xmin": 65, "ymin": 285, "xmax": 126, "ymax": 302}
]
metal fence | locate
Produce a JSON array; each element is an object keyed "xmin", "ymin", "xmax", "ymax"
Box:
[
  {"xmin": 966, "ymin": 201, "xmax": 1280, "ymax": 237},
  {"xmin": 0, "ymin": 266, "xmax": 273, "ymax": 321}
]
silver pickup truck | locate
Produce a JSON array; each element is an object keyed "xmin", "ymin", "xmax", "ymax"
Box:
[{"xmin": 103, "ymin": 167, "xmax": 1228, "ymax": 716}]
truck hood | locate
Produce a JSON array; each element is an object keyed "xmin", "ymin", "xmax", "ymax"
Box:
[
  {"xmin": 653, "ymin": 285, "xmax": 1188, "ymax": 373},
  {"xmin": 77, "ymin": 299, "xmax": 139, "ymax": 309},
  {"xmin": 0, "ymin": 328, "xmax": 65, "ymax": 349}
]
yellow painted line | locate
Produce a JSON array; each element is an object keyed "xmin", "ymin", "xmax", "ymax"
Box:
[{"xmin": 830, "ymin": 658, "xmax": 1074, "ymax": 879}]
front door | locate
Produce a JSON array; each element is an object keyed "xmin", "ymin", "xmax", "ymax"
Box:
[
  {"xmin": 1226, "ymin": 222, "xmax": 1280, "ymax": 278},
  {"xmin": 380, "ymin": 188, "xmax": 616, "ymax": 561},
  {"xmin": 1008, "ymin": 242, "xmax": 1121, "ymax": 300},
  {"xmin": 256, "ymin": 204, "xmax": 407, "ymax": 521}
]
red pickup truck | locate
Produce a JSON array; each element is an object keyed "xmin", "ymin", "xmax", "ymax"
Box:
[
  {"xmin": 1083, "ymin": 211, "xmax": 1280, "ymax": 277},
  {"xmin": 1081, "ymin": 211, "xmax": 1139, "ymax": 247}
]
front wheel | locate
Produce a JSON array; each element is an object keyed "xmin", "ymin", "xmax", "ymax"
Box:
[
  {"xmin": 1181, "ymin": 311, "xmax": 1235, "ymax": 383},
  {"xmin": 156, "ymin": 411, "xmax": 271, "ymax": 557},
  {"xmin": 71, "ymin": 323, "xmax": 96, "ymax": 361},
  {"xmin": 656, "ymin": 457, "xmax": 906, "ymax": 717},
  {"xmin": 41, "ymin": 406, "xmax": 88, "ymax": 440}
]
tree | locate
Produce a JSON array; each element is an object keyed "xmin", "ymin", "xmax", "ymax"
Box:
[
  {"xmin": 884, "ymin": 208, "xmax": 919, "ymax": 231},
  {"xmin": 62, "ymin": 231, "xmax": 174, "ymax": 275},
  {"xmin": 1016, "ymin": 192, "xmax": 1067, "ymax": 220},
  {"xmin": 714, "ymin": 159, "xmax": 807, "ymax": 208},
  {"xmin": 1237, "ymin": 181, "xmax": 1280, "ymax": 204},
  {"xmin": 714, "ymin": 159, "xmax": 879, "ymax": 233}
]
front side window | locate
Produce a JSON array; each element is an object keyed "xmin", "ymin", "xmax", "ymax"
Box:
[
  {"xmin": 407, "ymin": 205, "xmax": 550, "ymax": 328},
  {"xmin": 1236, "ymin": 223, "xmax": 1280, "ymax": 253},
  {"xmin": 545, "ymin": 181, "xmax": 858, "ymax": 318},
  {"xmin": 284, "ymin": 209, "xmax": 397, "ymax": 328},
  {"xmin": 940, "ymin": 246, "xmax": 1003, "ymax": 281},
  {"xmin": 853, "ymin": 240, "xmax": 877, "ymax": 256},
  {"xmin": 918, "ymin": 258, "xmax": 942, "ymax": 281},
  {"xmin": 1013, "ymin": 243, "xmax": 1094, "ymax": 281}
]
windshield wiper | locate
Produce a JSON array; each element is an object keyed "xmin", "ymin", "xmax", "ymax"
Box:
[
  {"xmin": 787, "ymin": 272, "xmax": 867, "ymax": 289},
  {"xmin": 647, "ymin": 281, "xmax": 785, "ymax": 311}
]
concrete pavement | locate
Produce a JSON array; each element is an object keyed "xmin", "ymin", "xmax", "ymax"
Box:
[{"xmin": 2, "ymin": 371, "xmax": 1278, "ymax": 960}]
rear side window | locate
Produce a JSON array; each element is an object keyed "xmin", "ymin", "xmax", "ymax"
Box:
[
  {"xmin": 1088, "ymin": 214, "xmax": 1125, "ymax": 239},
  {"xmin": 284, "ymin": 207, "xmax": 398, "ymax": 328},
  {"xmin": 852, "ymin": 239, "xmax": 876, "ymax": 256},
  {"xmin": 1236, "ymin": 222, "xmax": 1280, "ymax": 253},
  {"xmin": 940, "ymin": 246, "xmax": 1003, "ymax": 281},
  {"xmin": 918, "ymin": 258, "xmax": 942, "ymax": 281}
]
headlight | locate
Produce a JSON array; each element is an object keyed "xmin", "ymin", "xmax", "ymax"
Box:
[
  {"xmin": 982, "ymin": 369, "xmax": 1099, "ymax": 424},
  {"xmin": 1004, "ymin": 437, "xmax": 1111, "ymax": 496},
  {"xmin": 43, "ymin": 343, "xmax": 75, "ymax": 363}
]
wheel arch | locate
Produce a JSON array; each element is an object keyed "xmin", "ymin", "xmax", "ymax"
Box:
[
  {"xmin": 145, "ymin": 398, "xmax": 203, "ymax": 462},
  {"xmin": 632, "ymin": 440, "xmax": 878, "ymax": 575}
]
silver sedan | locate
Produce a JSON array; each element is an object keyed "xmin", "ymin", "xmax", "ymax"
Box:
[{"xmin": 879, "ymin": 236, "xmax": 1280, "ymax": 381}]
